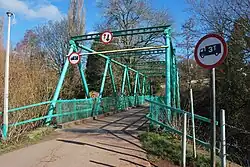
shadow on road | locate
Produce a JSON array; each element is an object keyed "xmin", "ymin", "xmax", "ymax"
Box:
[
  {"xmin": 57, "ymin": 139, "xmax": 149, "ymax": 162},
  {"xmin": 62, "ymin": 128, "xmax": 139, "ymax": 135},
  {"xmin": 102, "ymin": 129, "xmax": 145, "ymax": 151},
  {"xmin": 58, "ymin": 107, "xmax": 157, "ymax": 166},
  {"xmin": 89, "ymin": 160, "xmax": 115, "ymax": 167},
  {"xmin": 96, "ymin": 142, "xmax": 147, "ymax": 154},
  {"xmin": 99, "ymin": 108, "xmax": 148, "ymax": 129},
  {"xmin": 119, "ymin": 158, "xmax": 148, "ymax": 167}
]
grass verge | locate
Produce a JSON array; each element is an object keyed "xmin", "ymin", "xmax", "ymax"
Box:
[{"xmin": 139, "ymin": 132, "xmax": 220, "ymax": 167}]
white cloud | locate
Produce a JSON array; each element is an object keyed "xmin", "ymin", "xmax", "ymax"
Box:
[
  {"xmin": 0, "ymin": 0, "xmax": 63, "ymax": 21},
  {"xmin": 87, "ymin": 31, "xmax": 99, "ymax": 34}
]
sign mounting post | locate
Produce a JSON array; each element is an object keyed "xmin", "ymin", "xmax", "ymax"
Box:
[{"xmin": 194, "ymin": 33, "xmax": 228, "ymax": 167}]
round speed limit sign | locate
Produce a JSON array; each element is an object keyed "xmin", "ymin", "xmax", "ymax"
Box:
[{"xmin": 100, "ymin": 31, "xmax": 113, "ymax": 44}]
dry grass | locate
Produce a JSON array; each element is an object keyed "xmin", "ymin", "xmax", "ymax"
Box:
[{"xmin": 0, "ymin": 52, "xmax": 58, "ymax": 142}]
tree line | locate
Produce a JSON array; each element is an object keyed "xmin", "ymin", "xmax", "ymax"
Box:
[{"xmin": 178, "ymin": 0, "xmax": 250, "ymax": 165}]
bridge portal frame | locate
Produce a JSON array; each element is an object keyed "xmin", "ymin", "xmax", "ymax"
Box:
[{"xmin": 45, "ymin": 25, "xmax": 180, "ymax": 125}]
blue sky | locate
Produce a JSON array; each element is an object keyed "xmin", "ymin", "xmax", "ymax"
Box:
[{"xmin": 0, "ymin": 0, "xmax": 190, "ymax": 47}]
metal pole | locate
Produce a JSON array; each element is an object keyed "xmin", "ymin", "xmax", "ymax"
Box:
[
  {"xmin": 182, "ymin": 112, "xmax": 187, "ymax": 167},
  {"xmin": 220, "ymin": 109, "xmax": 226, "ymax": 167},
  {"xmin": 190, "ymin": 88, "xmax": 197, "ymax": 158},
  {"xmin": 211, "ymin": 68, "xmax": 216, "ymax": 167},
  {"xmin": 2, "ymin": 11, "xmax": 13, "ymax": 140}
]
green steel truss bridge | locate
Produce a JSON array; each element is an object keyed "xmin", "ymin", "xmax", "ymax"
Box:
[{"xmin": 0, "ymin": 25, "xmax": 216, "ymax": 149}]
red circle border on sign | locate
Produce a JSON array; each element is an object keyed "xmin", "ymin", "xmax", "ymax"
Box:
[
  {"xmin": 100, "ymin": 30, "xmax": 113, "ymax": 45},
  {"xmin": 68, "ymin": 52, "xmax": 80, "ymax": 65},
  {"xmin": 194, "ymin": 34, "xmax": 228, "ymax": 69}
]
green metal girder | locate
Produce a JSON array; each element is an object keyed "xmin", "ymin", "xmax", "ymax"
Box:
[
  {"xmin": 71, "ymin": 25, "xmax": 171, "ymax": 42},
  {"xmin": 78, "ymin": 61, "xmax": 89, "ymax": 97},
  {"xmin": 137, "ymin": 73, "xmax": 141, "ymax": 94},
  {"xmin": 139, "ymin": 72, "xmax": 165, "ymax": 75},
  {"xmin": 45, "ymin": 46, "xmax": 74, "ymax": 125},
  {"xmin": 134, "ymin": 72, "xmax": 139, "ymax": 96},
  {"xmin": 145, "ymin": 71, "xmax": 165, "ymax": 73},
  {"xmin": 142, "ymin": 77, "xmax": 146, "ymax": 95},
  {"xmin": 136, "ymin": 68, "xmax": 165, "ymax": 72},
  {"xmin": 145, "ymin": 113, "xmax": 210, "ymax": 148},
  {"xmin": 146, "ymin": 73, "xmax": 165, "ymax": 76},
  {"xmin": 94, "ymin": 59, "xmax": 110, "ymax": 116},
  {"xmin": 128, "ymin": 61, "xmax": 166, "ymax": 66},
  {"xmin": 165, "ymin": 28, "xmax": 172, "ymax": 122},
  {"xmin": 121, "ymin": 67, "xmax": 127, "ymax": 95},
  {"xmin": 146, "ymin": 74, "xmax": 166, "ymax": 77},
  {"xmin": 5, "ymin": 96, "xmax": 150, "ymax": 127},
  {"xmin": 109, "ymin": 63, "xmax": 117, "ymax": 96},
  {"xmin": 126, "ymin": 70, "xmax": 132, "ymax": 95},
  {"xmin": 138, "ymin": 69, "xmax": 165, "ymax": 75},
  {"xmin": 108, "ymin": 49, "xmax": 165, "ymax": 58}
]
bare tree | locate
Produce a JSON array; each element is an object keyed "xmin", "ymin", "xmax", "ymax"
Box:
[
  {"xmin": 36, "ymin": 0, "xmax": 86, "ymax": 73},
  {"xmin": 186, "ymin": 0, "xmax": 250, "ymax": 39},
  {"xmin": 36, "ymin": 19, "xmax": 70, "ymax": 73},
  {"xmin": 95, "ymin": 0, "xmax": 172, "ymax": 65},
  {"xmin": 177, "ymin": 18, "xmax": 199, "ymax": 88},
  {"xmin": 68, "ymin": 0, "xmax": 85, "ymax": 36}
]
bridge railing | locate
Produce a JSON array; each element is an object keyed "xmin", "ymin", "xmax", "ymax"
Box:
[
  {"xmin": 145, "ymin": 97, "xmax": 219, "ymax": 149},
  {"xmin": 0, "ymin": 95, "xmax": 149, "ymax": 139}
]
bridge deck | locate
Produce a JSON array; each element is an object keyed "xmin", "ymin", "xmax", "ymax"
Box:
[{"xmin": 0, "ymin": 107, "xmax": 156, "ymax": 167}]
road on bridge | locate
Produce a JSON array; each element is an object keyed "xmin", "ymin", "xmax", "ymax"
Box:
[{"xmin": 0, "ymin": 107, "xmax": 158, "ymax": 167}]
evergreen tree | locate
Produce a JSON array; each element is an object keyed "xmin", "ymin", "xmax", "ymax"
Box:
[
  {"xmin": 85, "ymin": 40, "xmax": 119, "ymax": 96},
  {"xmin": 217, "ymin": 17, "xmax": 250, "ymax": 127}
]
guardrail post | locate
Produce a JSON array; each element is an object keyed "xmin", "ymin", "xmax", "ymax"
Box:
[
  {"xmin": 220, "ymin": 109, "xmax": 226, "ymax": 167},
  {"xmin": 190, "ymin": 88, "xmax": 197, "ymax": 158},
  {"xmin": 182, "ymin": 112, "xmax": 187, "ymax": 167}
]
